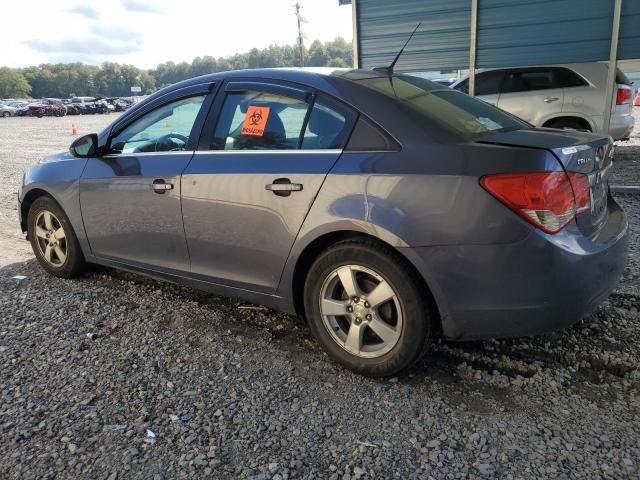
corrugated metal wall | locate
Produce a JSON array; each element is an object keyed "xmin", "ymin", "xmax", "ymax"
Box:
[
  {"xmin": 357, "ymin": 0, "xmax": 471, "ymax": 71},
  {"xmin": 355, "ymin": 0, "xmax": 640, "ymax": 71}
]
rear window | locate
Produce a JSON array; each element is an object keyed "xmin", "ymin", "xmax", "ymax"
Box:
[{"xmin": 356, "ymin": 74, "xmax": 526, "ymax": 137}]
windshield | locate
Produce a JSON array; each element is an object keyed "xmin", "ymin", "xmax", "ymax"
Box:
[{"xmin": 355, "ymin": 74, "xmax": 527, "ymax": 137}]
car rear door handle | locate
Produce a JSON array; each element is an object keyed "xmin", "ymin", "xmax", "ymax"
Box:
[
  {"xmin": 266, "ymin": 178, "xmax": 303, "ymax": 197},
  {"xmin": 152, "ymin": 179, "xmax": 173, "ymax": 193},
  {"xmin": 544, "ymin": 96, "xmax": 559, "ymax": 103}
]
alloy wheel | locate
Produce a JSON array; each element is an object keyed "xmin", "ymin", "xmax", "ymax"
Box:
[
  {"xmin": 34, "ymin": 210, "xmax": 67, "ymax": 267},
  {"xmin": 319, "ymin": 264, "xmax": 403, "ymax": 358}
]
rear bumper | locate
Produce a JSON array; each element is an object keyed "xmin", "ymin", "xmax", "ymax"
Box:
[
  {"xmin": 610, "ymin": 113, "xmax": 634, "ymax": 140},
  {"xmin": 407, "ymin": 199, "xmax": 628, "ymax": 340}
]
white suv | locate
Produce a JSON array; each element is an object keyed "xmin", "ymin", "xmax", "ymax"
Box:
[{"xmin": 452, "ymin": 63, "xmax": 634, "ymax": 140}]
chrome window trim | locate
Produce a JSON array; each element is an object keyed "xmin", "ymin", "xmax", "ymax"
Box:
[
  {"xmin": 193, "ymin": 149, "xmax": 343, "ymax": 155},
  {"xmin": 101, "ymin": 151, "xmax": 196, "ymax": 159}
]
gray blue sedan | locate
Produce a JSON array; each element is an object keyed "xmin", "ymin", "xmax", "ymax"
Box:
[{"xmin": 18, "ymin": 68, "xmax": 628, "ymax": 376}]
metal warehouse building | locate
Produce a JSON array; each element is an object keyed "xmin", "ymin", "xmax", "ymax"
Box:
[{"xmin": 341, "ymin": 0, "xmax": 640, "ymax": 130}]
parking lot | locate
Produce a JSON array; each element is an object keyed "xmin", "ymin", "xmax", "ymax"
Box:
[{"xmin": 0, "ymin": 113, "xmax": 639, "ymax": 479}]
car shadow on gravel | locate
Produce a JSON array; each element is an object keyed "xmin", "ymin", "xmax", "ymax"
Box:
[{"xmin": 3, "ymin": 257, "xmax": 638, "ymax": 408}]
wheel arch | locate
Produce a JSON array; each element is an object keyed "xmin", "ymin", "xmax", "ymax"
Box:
[
  {"xmin": 542, "ymin": 115, "xmax": 593, "ymax": 131},
  {"xmin": 20, "ymin": 187, "xmax": 53, "ymax": 233},
  {"xmin": 289, "ymin": 229, "xmax": 443, "ymax": 336}
]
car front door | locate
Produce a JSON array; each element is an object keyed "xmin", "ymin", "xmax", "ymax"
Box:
[
  {"xmin": 497, "ymin": 68, "xmax": 565, "ymax": 125},
  {"xmin": 181, "ymin": 80, "xmax": 355, "ymax": 293},
  {"xmin": 80, "ymin": 86, "xmax": 212, "ymax": 273}
]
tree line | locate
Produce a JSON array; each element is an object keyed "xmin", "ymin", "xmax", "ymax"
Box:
[{"xmin": 0, "ymin": 38, "xmax": 352, "ymax": 99}]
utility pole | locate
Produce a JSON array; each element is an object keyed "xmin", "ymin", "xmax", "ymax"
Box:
[{"xmin": 294, "ymin": 2, "xmax": 304, "ymax": 67}]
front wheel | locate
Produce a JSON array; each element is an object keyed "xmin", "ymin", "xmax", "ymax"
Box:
[
  {"xmin": 27, "ymin": 196, "xmax": 87, "ymax": 278},
  {"xmin": 304, "ymin": 241, "xmax": 433, "ymax": 377}
]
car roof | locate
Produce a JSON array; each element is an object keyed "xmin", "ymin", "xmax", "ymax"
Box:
[
  {"xmin": 109, "ymin": 67, "xmax": 464, "ymax": 146},
  {"xmin": 151, "ymin": 67, "xmax": 392, "ymax": 99}
]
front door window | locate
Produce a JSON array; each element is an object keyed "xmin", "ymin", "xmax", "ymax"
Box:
[{"xmin": 110, "ymin": 95, "xmax": 206, "ymax": 154}]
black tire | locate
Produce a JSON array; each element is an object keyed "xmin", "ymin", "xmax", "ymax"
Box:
[
  {"xmin": 304, "ymin": 240, "xmax": 433, "ymax": 377},
  {"xmin": 546, "ymin": 118, "xmax": 591, "ymax": 132},
  {"xmin": 27, "ymin": 196, "xmax": 87, "ymax": 278},
  {"xmin": 2, "ymin": 111, "xmax": 9, "ymax": 118}
]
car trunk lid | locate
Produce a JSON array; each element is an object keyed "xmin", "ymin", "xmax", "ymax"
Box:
[{"xmin": 478, "ymin": 128, "xmax": 614, "ymax": 237}]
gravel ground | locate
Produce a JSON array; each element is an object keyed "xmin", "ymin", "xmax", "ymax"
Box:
[
  {"xmin": 0, "ymin": 113, "xmax": 639, "ymax": 479},
  {"xmin": 611, "ymin": 107, "xmax": 640, "ymax": 186}
]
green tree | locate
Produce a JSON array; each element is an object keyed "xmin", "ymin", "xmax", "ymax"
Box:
[
  {"xmin": 0, "ymin": 68, "xmax": 31, "ymax": 98},
  {"xmin": 0, "ymin": 38, "xmax": 353, "ymax": 98},
  {"xmin": 307, "ymin": 40, "xmax": 329, "ymax": 67},
  {"xmin": 327, "ymin": 58, "xmax": 348, "ymax": 68}
]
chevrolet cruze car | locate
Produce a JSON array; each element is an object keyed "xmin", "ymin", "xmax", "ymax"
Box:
[{"xmin": 19, "ymin": 68, "xmax": 628, "ymax": 376}]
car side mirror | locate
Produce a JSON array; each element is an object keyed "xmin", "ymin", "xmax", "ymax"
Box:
[{"xmin": 70, "ymin": 133, "xmax": 99, "ymax": 158}]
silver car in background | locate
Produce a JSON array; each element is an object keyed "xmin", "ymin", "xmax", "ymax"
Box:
[
  {"xmin": 452, "ymin": 63, "xmax": 634, "ymax": 140},
  {"xmin": 0, "ymin": 103, "xmax": 17, "ymax": 117}
]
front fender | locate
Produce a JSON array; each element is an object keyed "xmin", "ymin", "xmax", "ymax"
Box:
[{"xmin": 20, "ymin": 156, "xmax": 89, "ymax": 256}]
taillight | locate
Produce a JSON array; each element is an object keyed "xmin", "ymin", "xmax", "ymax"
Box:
[
  {"xmin": 616, "ymin": 87, "xmax": 631, "ymax": 105},
  {"xmin": 480, "ymin": 171, "xmax": 590, "ymax": 234}
]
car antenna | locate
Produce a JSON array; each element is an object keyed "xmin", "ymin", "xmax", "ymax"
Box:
[{"xmin": 373, "ymin": 22, "xmax": 421, "ymax": 76}]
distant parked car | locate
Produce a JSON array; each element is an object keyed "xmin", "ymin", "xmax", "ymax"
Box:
[
  {"xmin": 452, "ymin": 63, "xmax": 634, "ymax": 140},
  {"xmin": 105, "ymin": 97, "xmax": 134, "ymax": 112},
  {"xmin": 71, "ymin": 97, "xmax": 112, "ymax": 114},
  {"xmin": 0, "ymin": 104, "xmax": 17, "ymax": 117},
  {"xmin": 14, "ymin": 102, "xmax": 32, "ymax": 116},
  {"xmin": 27, "ymin": 99, "xmax": 67, "ymax": 117},
  {"xmin": 63, "ymin": 100, "xmax": 82, "ymax": 115}
]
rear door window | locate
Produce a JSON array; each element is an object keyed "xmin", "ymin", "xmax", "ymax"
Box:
[
  {"xmin": 301, "ymin": 98, "xmax": 351, "ymax": 149},
  {"xmin": 212, "ymin": 90, "xmax": 309, "ymax": 150},
  {"xmin": 503, "ymin": 69, "xmax": 560, "ymax": 93}
]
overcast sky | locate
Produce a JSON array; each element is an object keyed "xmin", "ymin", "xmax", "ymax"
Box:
[{"xmin": 0, "ymin": 0, "xmax": 353, "ymax": 69}]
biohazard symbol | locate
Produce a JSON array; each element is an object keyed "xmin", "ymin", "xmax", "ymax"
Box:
[
  {"xmin": 241, "ymin": 105, "xmax": 270, "ymax": 136},
  {"xmin": 249, "ymin": 109, "xmax": 263, "ymax": 125}
]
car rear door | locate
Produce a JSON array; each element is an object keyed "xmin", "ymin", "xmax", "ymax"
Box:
[
  {"xmin": 497, "ymin": 67, "xmax": 564, "ymax": 125},
  {"xmin": 79, "ymin": 84, "xmax": 213, "ymax": 273},
  {"xmin": 181, "ymin": 80, "xmax": 355, "ymax": 293}
]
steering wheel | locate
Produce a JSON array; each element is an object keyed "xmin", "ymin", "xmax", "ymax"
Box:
[{"xmin": 154, "ymin": 133, "xmax": 189, "ymax": 152}]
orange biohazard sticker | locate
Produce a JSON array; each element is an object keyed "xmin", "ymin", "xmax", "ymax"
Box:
[{"xmin": 241, "ymin": 106, "xmax": 270, "ymax": 136}]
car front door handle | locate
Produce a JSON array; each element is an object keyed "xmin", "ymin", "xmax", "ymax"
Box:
[
  {"xmin": 266, "ymin": 178, "xmax": 303, "ymax": 197},
  {"xmin": 152, "ymin": 179, "xmax": 174, "ymax": 193},
  {"xmin": 544, "ymin": 96, "xmax": 560, "ymax": 103}
]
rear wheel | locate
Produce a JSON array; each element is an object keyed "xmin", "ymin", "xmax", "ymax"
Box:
[
  {"xmin": 2, "ymin": 112, "xmax": 9, "ymax": 118},
  {"xmin": 27, "ymin": 196, "xmax": 87, "ymax": 278},
  {"xmin": 304, "ymin": 241, "xmax": 432, "ymax": 376}
]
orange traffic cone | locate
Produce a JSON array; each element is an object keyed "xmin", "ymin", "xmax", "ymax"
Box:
[{"xmin": 71, "ymin": 124, "xmax": 79, "ymax": 136}]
